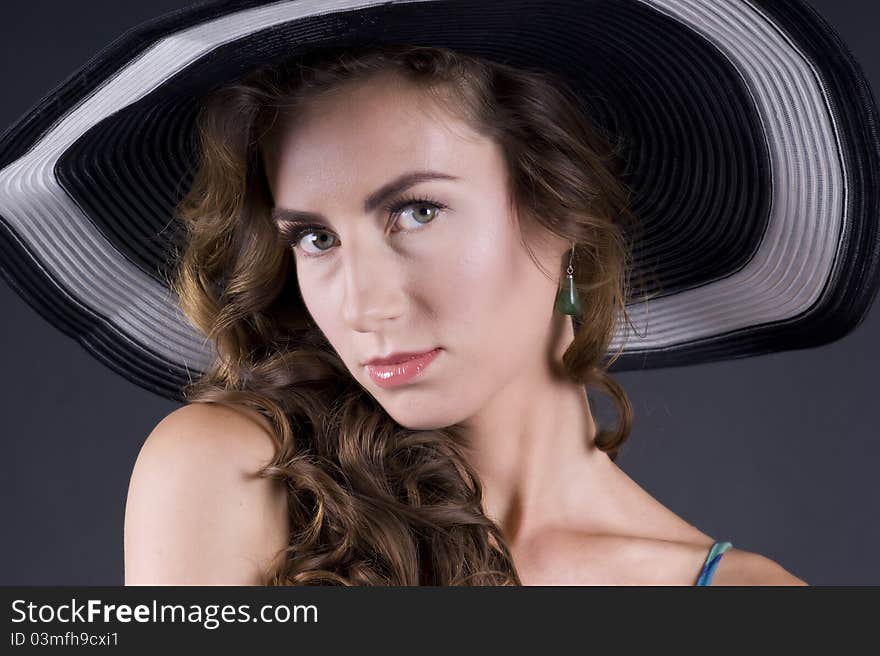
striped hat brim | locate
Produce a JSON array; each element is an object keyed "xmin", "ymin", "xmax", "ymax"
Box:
[{"xmin": 0, "ymin": 0, "xmax": 878, "ymax": 402}]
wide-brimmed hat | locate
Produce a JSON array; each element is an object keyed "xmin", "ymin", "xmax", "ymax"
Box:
[{"xmin": 0, "ymin": 0, "xmax": 877, "ymax": 402}]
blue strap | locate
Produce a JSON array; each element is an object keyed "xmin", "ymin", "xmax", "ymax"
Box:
[{"xmin": 695, "ymin": 541, "xmax": 733, "ymax": 586}]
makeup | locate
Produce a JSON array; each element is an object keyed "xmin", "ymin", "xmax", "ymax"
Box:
[{"xmin": 365, "ymin": 348, "xmax": 442, "ymax": 388}]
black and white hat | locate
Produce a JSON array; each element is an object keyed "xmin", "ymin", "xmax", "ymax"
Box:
[{"xmin": 1, "ymin": 0, "xmax": 878, "ymax": 402}]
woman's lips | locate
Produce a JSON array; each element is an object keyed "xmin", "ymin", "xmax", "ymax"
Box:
[{"xmin": 365, "ymin": 348, "xmax": 442, "ymax": 388}]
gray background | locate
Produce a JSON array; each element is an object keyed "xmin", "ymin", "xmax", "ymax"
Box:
[{"xmin": 1, "ymin": 0, "xmax": 877, "ymax": 585}]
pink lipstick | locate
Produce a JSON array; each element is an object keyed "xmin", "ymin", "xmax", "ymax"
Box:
[{"xmin": 364, "ymin": 348, "xmax": 442, "ymax": 388}]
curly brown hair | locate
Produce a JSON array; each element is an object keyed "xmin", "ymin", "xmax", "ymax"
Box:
[{"xmin": 170, "ymin": 43, "xmax": 642, "ymax": 585}]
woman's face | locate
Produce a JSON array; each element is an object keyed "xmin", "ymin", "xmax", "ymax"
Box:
[{"xmin": 263, "ymin": 72, "xmax": 568, "ymax": 430}]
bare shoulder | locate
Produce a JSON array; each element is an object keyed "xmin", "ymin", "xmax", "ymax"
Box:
[
  {"xmin": 146, "ymin": 402, "xmax": 278, "ymax": 463},
  {"xmin": 709, "ymin": 547, "xmax": 809, "ymax": 586},
  {"xmin": 512, "ymin": 531, "xmax": 705, "ymax": 585},
  {"xmin": 124, "ymin": 402, "xmax": 289, "ymax": 585},
  {"xmin": 513, "ymin": 531, "xmax": 808, "ymax": 586}
]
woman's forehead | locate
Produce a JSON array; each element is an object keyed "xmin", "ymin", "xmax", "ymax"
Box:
[
  {"xmin": 276, "ymin": 80, "xmax": 474, "ymax": 155},
  {"xmin": 266, "ymin": 85, "xmax": 498, "ymax": 208}
]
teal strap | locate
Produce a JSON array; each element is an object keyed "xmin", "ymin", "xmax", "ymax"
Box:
[{"xmin": 695, "ymin": 541, "xmax": 733, "ymax": 586}]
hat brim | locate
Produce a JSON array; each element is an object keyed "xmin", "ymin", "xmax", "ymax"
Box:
[{"xmin": 0, "ymin": 0, "xmax": 878, "ymax": 401}]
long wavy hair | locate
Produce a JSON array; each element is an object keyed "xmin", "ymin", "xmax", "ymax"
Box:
[{"xmin": 170, "ymin": 44, "xmax": 643, "ymax": 585}]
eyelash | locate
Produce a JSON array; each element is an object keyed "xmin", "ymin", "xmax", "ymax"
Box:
[{"xmin": 286, "ymin": 193, "xmax": 448, "ymax": 258}]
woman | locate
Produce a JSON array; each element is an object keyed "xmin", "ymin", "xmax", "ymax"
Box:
[{"xmin": 122, "ymin": 44, "xmax": 807, "ymax": 586}]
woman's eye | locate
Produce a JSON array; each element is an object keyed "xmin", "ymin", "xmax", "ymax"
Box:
[
  {"xmin": 394, "ymin": 201, "xmax": 442, "ymax": 229},
  {"xmin": 293, "ymin": 198, "xmax": 446, "ymax": 257},
  {"xmin": 296, "ymin": 230, "xmax": 338, "ymax": 256}
]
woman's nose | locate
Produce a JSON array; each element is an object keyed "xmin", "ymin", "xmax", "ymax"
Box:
[{"xmin": 340, "ymin": 239, "xmax": 406, "ymax": 332}]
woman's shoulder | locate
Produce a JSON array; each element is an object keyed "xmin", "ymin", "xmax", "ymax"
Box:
[
  {"xmin": 145, "ymin": 402, "xmax": 278, "ymax": 462},
  {"xmin": 641, "ymin": 538, "xmax": 809, "ymax": 586},
  {"xmin": 515, "ymin": 531, "xmax": 808, "ymax": 585},
  {"xmin": 124, "ymin": 402, "xmax": 288, "ymax": 585},
  {"xmin": 702, "ymin": 543, "xmax": 808, "ymax": 586},
  {"xmin": 130, "ymin": 402, "xmax": 280, "ymax": 494}
]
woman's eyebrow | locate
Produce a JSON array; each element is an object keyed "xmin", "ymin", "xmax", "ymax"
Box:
[{"xmin": 271, "ymin": 170, "xmax": 459, "ymax": 225}]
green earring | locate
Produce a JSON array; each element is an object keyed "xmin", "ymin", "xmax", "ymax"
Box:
[{"xmin": 554, "ymin": 242, "xmax": 583, "ymax": 316}]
